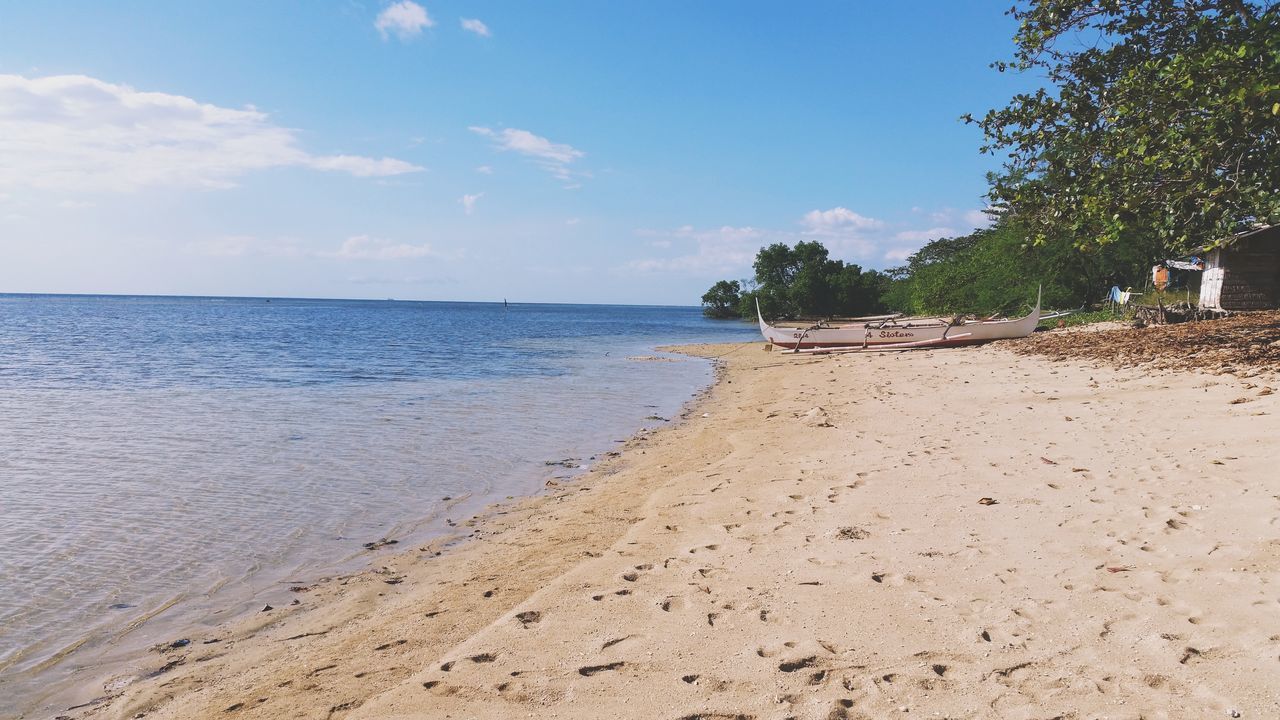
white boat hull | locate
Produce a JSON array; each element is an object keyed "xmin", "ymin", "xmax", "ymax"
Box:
[{"xmin": 758, "ymin": 292, "xmax": 1041, "ymax": 352}]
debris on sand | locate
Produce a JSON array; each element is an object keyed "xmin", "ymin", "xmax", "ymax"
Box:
[
  {"xmin": 1013, "ymin": 311, "xmax": 1280, "ymax": 375},
  {"xmin": 799, "ymin": 407, "xmax": 835, "ymax": 428},
  {"xmin": 545, "ymin": 458, "xmax": 581, "ymax": 469}
]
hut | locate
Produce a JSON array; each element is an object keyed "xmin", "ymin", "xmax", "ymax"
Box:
[{"xmin": 1198, "ymin": 224, "xmax": 1280, "ymax": 311}]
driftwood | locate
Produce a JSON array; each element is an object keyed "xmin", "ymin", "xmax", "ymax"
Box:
[{"xmin": 1132, "ymin": 302, "xmax": 1223, "ymax": 326}]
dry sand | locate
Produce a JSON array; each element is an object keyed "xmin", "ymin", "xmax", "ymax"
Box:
[{"xmin": 62, "ymin": 341, "xmax": 1280, "ymax": 720}]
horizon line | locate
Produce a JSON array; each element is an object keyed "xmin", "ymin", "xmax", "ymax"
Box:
[{"xmin": 0, "ymin": 291, "xmax": 706, "ymax": 310}]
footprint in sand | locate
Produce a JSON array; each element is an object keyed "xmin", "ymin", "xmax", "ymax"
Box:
[
  {"xmin": 777, "ymin": 656, "xmax": 817, "ymax": 673},
  {"xmin": 660, "ymin": 596, "xmax": 686, "ymax": 612}
]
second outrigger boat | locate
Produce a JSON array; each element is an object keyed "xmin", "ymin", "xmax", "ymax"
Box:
[{"xmin": 758, "ymin": 289, "xmax": 1041, "ymax": 353}]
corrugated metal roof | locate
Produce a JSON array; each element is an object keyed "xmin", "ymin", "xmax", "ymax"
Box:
[{"xmin": 1194, "ymin": 223, "xmax": 1278, "ymax": 253}]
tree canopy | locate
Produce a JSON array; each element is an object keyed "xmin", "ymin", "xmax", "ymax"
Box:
[
  {"xmin": 881, "ymin": 216, "xmax": 1162, "ymax": 315},
  {"xmin": 700, "ymin": 280, "xmax": 742, "ymax": 319},
  {"xmin": 700, "ymin": 241, "xmax": 890, "ymax": 319},
  {"xmin": 968, "ymin": 0, "xmax": 1280, "ymax": 254}
]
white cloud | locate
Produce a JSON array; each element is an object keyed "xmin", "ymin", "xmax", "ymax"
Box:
[
  {"xmin": 475, "ymin": 165, "xmax": 493, "ymax": 174},
  {"xmin": 964, "ymin": 208, "xmax": 994, "ymax": 229},
  {"xmin": 460, "ymin": 18, "xmax": 491, "ymax": 37},
  {"xmin": 460, "ymin": 192, "xmax": 483, "ymax": 214},
  {"xmin": 308, "ymin": 154, "xmax": 422, "ymax": 177},
  {"xmin": 376, "ymin": 1, "xmax": 434, "ymax": 40},
  {"xmin": 800, "ymin": 207, "xmax": 884, "ymax": 235},
  {"xmin": 469, "ymin": 126, "xmax": 585, "ymax": 183},
  {"xmin": 881, "ymin": 224, "xmax": 968, "ymax": 265},
  {"xmin": 565, "ymin": 217, "xmax": 581, "ymax": 226},
  {"xmin": 186, "ymin": 234, "xmax": 441, "ymax": 260},
  {"xmin": 0, "ymin": 74, "xmax": 423, "ymax": 192},
  {"xmin": 327, "ymin": 235, "xmax": 439, "ymax": 260},
  {"xmin": 627, "ymin": 205, "xmax": 985, "ymax": 277},
  {"xmin": 894, "ymin": 226, "xmax": 957, "ymax": 243},
  {"xmin": 626, "ymin": 225, "xmax": 766, "ymax": 275}
]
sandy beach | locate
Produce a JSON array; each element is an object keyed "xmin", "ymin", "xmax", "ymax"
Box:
[{"xmin": 61, "ymin": 339, "xmax": 1280, "ymax": 720}]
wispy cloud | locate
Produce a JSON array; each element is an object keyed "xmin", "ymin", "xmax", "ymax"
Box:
[
  {"xmin": 880, "ymin": 226, "xmax": 958, "ymax": 264},
  {"xmin": 923, "ymin": 207, "xmax": 994, "ymax": 231},
  {"xmin": 469, "ymin": 126, "xmax": 585, "ymax": 183},
  {"xmin": 460, "ymin": 192, "xmax": 483, "ymax": 215},
  {"xmin": 964, "ymin": 208, "xmax": 994, "ymax": 229},
  {"xmin": 474, "ymin": 165, "xmax": 493, "ymax": 175},
  {"xmin": 375, "ymin": 1, "xmax": 434, "ymax": 40},
  {"xmin": 627, "ymin": 203, "xmax": 993, "ymax": 277},
  {"xmin": 308, "ymin": 155, "xmax": 423, "ymax": 178},
  {"xmin": 187, "ymin": 234, "xmax": 442, "ymax": 261},
  {"xmin": 894, "ymin": 226, "xmax": 957, "ymax": 243},
  {"xmin": 0, "ymin": 74, "xmax": 422, "ymax": 192},
  {"xmin": 327, "ymin": 235, "xmax": 440, "ymax": 260},
  {"xmin": 626, "ymin": 225, "xmax": 767, "ymax": 275},
  {"xmin": 460, "ymin": 17, "xmax": 491, "ymax": 37}
]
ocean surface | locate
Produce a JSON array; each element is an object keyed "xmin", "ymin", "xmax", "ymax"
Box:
[{"xmin": 0, "ymin": 294, "xmax": 758, "ymax": 716}]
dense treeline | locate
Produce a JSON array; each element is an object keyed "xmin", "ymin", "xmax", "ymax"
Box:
[
  {"xmin": 702, "ymin": 220, "xmax": 1160, "ymax": 320},
  {"xmin": 703, "ymin": 0, "xmax": 1279, "ymax": 320},
  {"xmin": 700, "ymin": 241, "xmax": 890, "ymax": 319},
  {"xmin": 881, "ymin": 218, "xmax": 1163, "ymax": 315}
]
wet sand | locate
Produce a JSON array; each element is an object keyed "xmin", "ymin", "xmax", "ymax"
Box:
[{"xmin": 63, "ymin": 341, "xmax": 1280, "ymax": 720}]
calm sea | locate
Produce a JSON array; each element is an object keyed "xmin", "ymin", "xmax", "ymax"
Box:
[{"xmin": 0, "ymin": 294, "xmax": 757, "ymax": 716}]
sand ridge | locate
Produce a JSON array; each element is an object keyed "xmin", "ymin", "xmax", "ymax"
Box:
[{"xmin": 66, "ymin": 342, "xmax": 1280, "ymax": 720}]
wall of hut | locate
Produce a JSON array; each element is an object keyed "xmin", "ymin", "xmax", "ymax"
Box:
[{"xmin": 1199, "ymin": 226, "xmax": 1280, "ymax": 311}]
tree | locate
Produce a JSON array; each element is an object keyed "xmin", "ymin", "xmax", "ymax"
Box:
[
  {"xmin": 968, "ymin": 0, "xmax": 1280, "ymax": 254},
  {"xmin": 700, "ymin": 280, "xmax": 742, "ymax": 318},
  {"xmin": 702, "ymin": 241, "xmax": 890, "ymax": 320}
]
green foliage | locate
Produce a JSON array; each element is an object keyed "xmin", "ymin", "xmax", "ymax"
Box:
[
  {"xmin": 968, "ymin": 0, "xmax": 1280, "ymax": 255},
  {"xmin": 703, "ymin": 241, "xmax": 891, "ymax": 320},
  {"xmin": 700, "ymin": 279, "xmax": 743, "ymax": 318},
  {"xmin": 1037, "ymin": 308, "xmax": 1127, "ymax": 330},
  {"xmin": 881, "ymin": 217, "xmax": 1162, "ymax": 315}
]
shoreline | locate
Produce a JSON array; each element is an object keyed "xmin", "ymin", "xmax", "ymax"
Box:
[
  {"xmin": 10, "ymin": 349, "xmax": 724, "ymax": 720},
  {"xmin": 48, "ymin": 340, "xmax": 1280, "ymax": 719}
]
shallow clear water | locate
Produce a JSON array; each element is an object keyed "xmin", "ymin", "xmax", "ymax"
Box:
[{"xmin": 0, "ymin": 294, "xmax": 757, "ymax": 714}]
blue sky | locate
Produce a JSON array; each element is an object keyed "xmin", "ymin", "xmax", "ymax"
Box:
[{"xmin": 0, "ymin": 1, "xmax": 1036, "ymax": 304}]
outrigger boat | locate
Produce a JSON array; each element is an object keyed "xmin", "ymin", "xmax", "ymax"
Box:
[{"xmin": 758, "ymin": 289, "xmax": 1041, "ymax": 354}]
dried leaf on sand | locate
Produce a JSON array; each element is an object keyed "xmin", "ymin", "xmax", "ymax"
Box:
[{"xmin": 1012, "ymin": 311, "xmax": 1280, "ymax": 375}]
